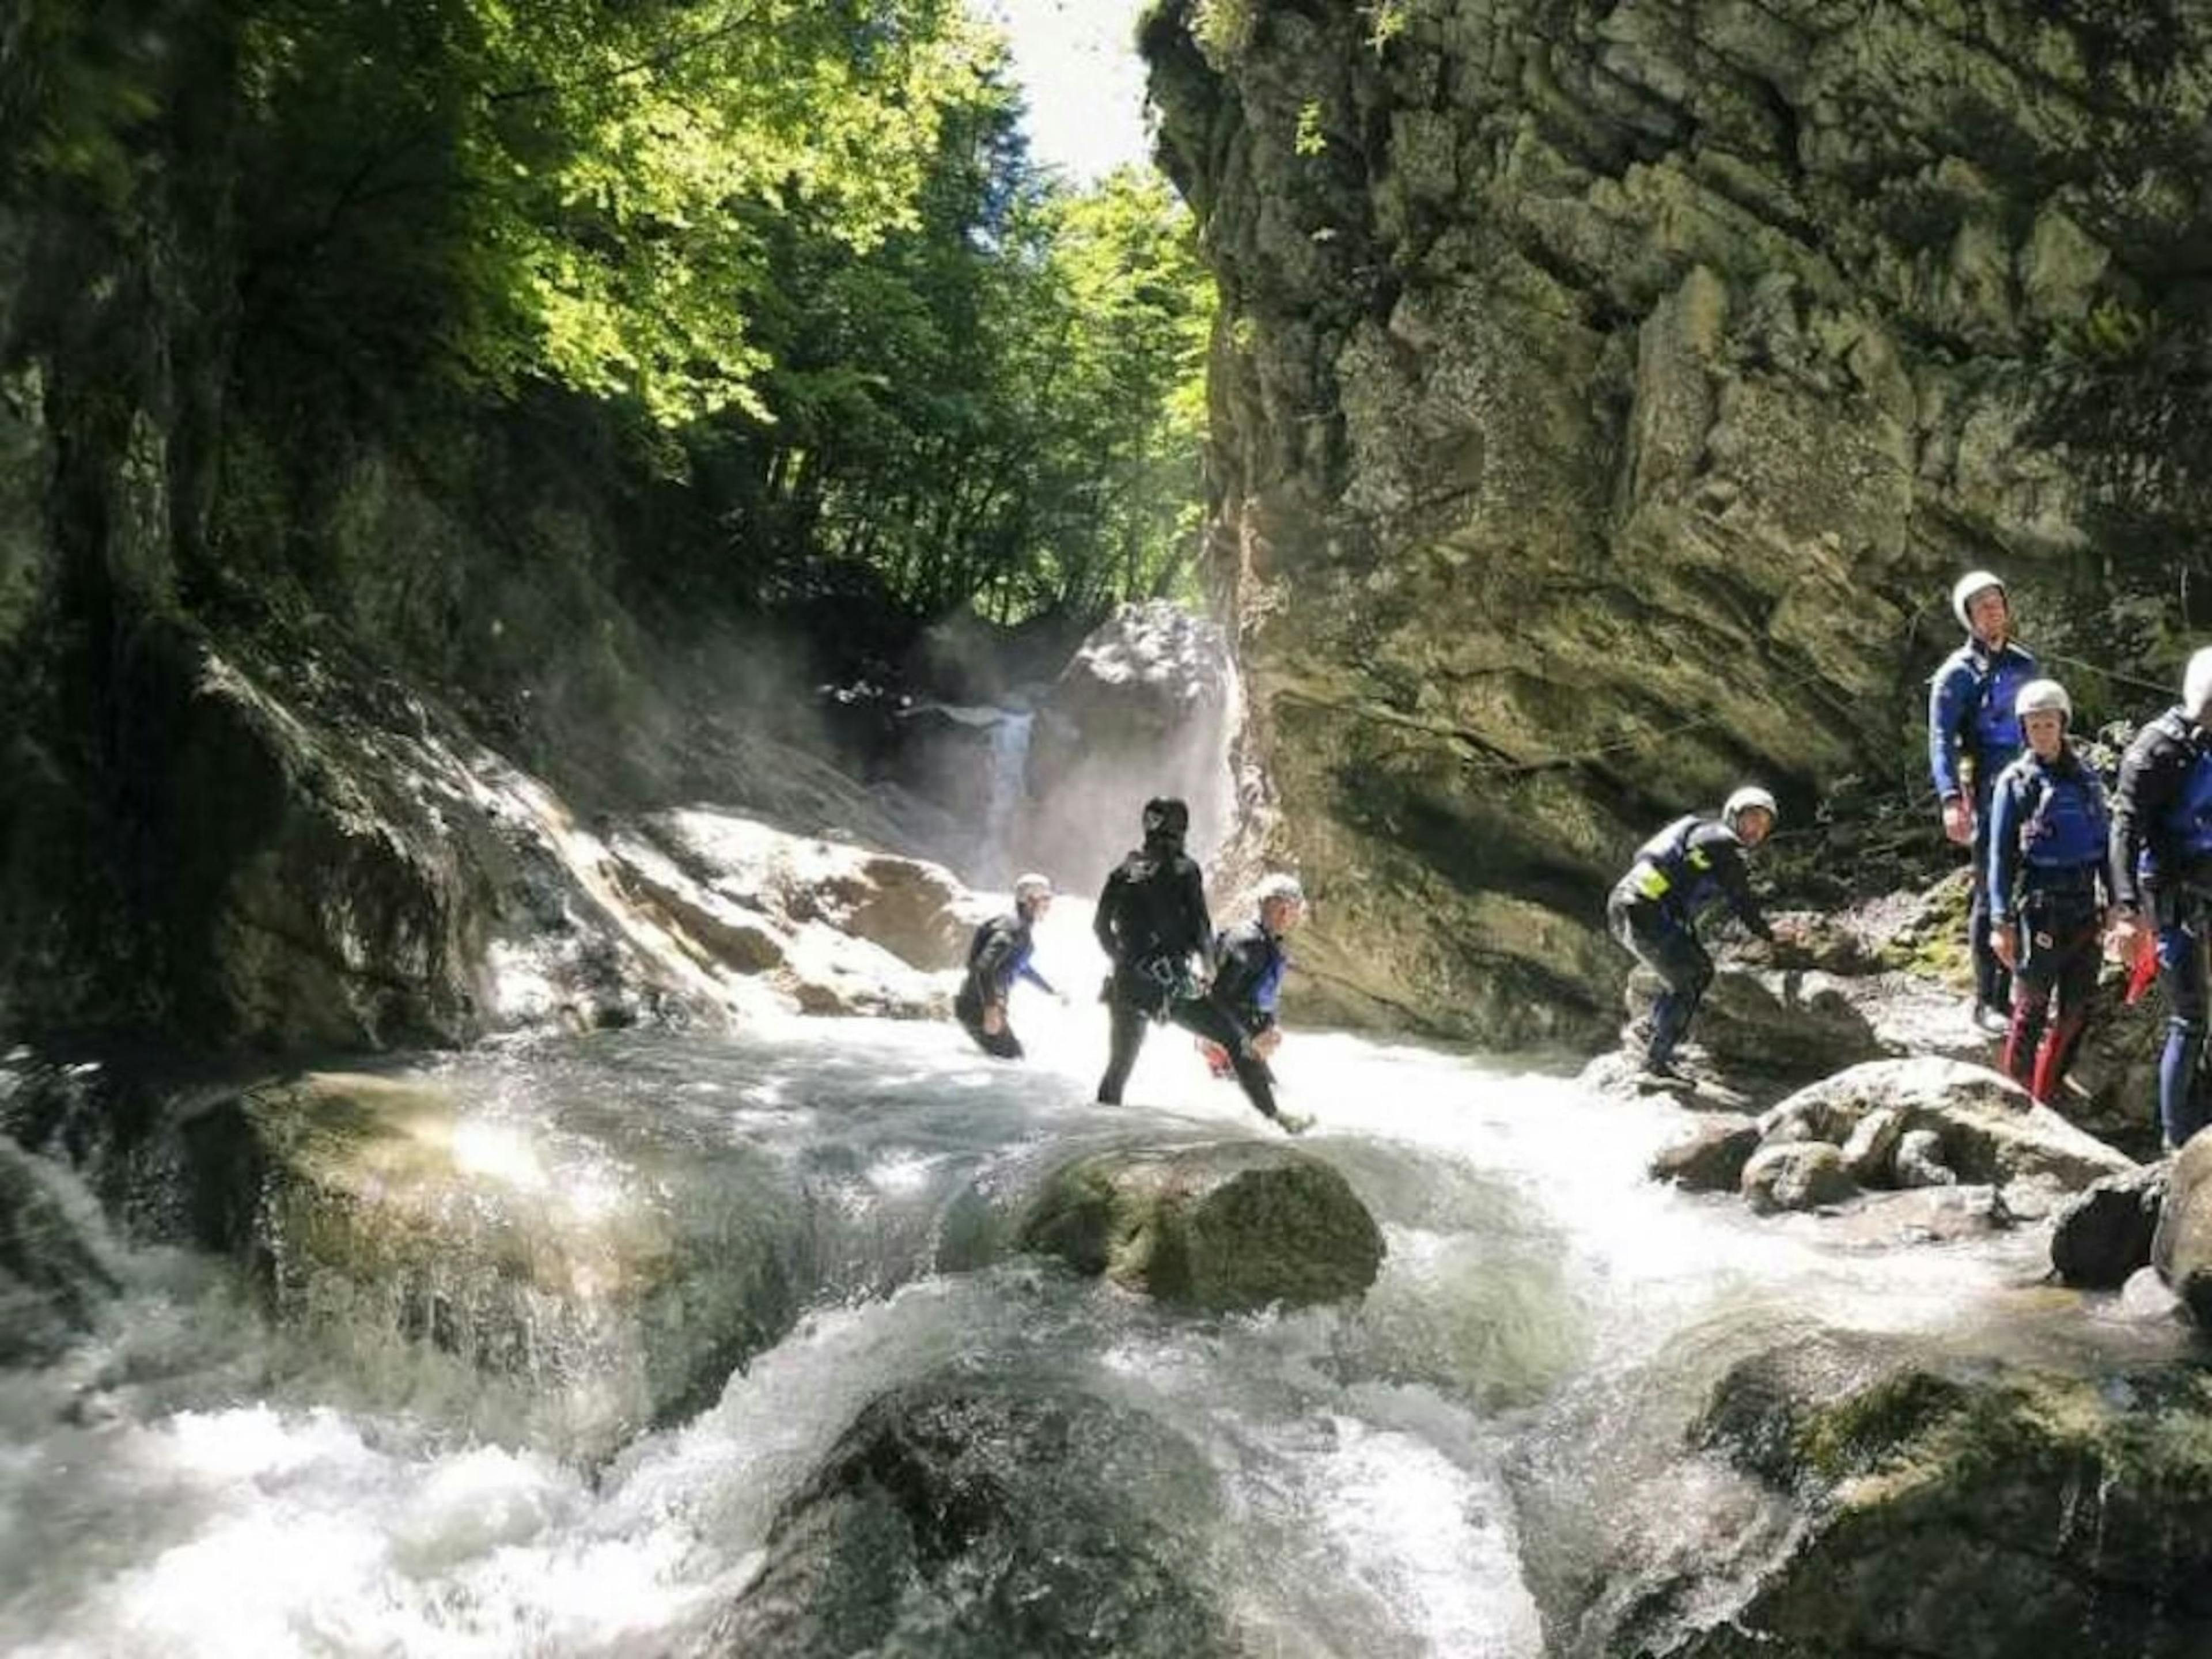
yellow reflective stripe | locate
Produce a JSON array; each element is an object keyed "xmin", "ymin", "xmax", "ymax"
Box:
[{"xmin": 1632, "ymin": 862, "xmax": 1672, "ymax": 900}]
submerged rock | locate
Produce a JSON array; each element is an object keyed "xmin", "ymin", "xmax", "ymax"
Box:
[
  {"xmin": 0, "ymin": 1139, "xmax": 117, "ymax": 1363},
  {"xmin": 177, "ymin": 1070, "xmax": 808, "ymax": 1456},
  {"xmin": 702, "ymin": 1376, "xmax": 1228, "ymax": 1657},
  {"xmin": 1020, "ymin": 1141, "xmax": 1384, "ymax": 1312}
]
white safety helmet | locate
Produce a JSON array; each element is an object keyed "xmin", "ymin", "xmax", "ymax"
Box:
[
  {"xmin": 1950, "ymin": 571, "xmax": 2006, "ymax": 631},
  {"xmin": 1253, "ymin": 873, "xmax": 1305, "ymax": 906},
  {"xmin": 2013, "ymin": 678, "xmax": 2071, "ymax": 723},
  {"xmin": 1013, "ymin": 872, "xmax": 1054, "ymax": 904},
  {"xmin": 2187, "ymin": 649, "xmax": 2212, "ymax": 723},
  {"xmin": 1722, "ymin": 786, "xmax": 1779, "ymax": 835}
]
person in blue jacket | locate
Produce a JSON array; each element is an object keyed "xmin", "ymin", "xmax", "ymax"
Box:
[
  {"xmin": 1199, "ymin": 873, "xmax": 1304, "ymax": 1085},
  {"xmin": 954, "ymin": 872, "xmax": 1063, "ymax": 1059},
  {"xmin": 1928, "ymin": 570, "xmax": 2040, "ymax": 1035},
  {"xmin": 1607, "ymin": 787, "xmax": 1779, "ymax": 1083},
  {"xmin": 2109, "ymin": 647, "xmax": 2212, "ymax": 1151},
  {"xmin": 1985, "ymin": 679, "xmax": 2109, "ymax": 1105}
]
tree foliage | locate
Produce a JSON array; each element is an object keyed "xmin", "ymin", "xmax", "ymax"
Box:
[{"xmin": 13, "ymin": 0, "xmax": 1216, "ymax": 638}]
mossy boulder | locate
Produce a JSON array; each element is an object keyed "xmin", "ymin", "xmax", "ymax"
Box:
[
  {"xmin": 1648, "ymin": 1335, "xmax": 2212, "ymax": 1657},
  {"xmin": 1020, "ymin": 1141, "xmax": 1384, "ymax": 1312}
]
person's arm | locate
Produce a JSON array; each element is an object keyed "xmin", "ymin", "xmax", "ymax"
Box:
[
  {"xmin": 1985, "ymin": 774, "xmax": 2022, "ymax": 926},
  {"xmin": 1710, "ymin": 835, "xmax": 1774, "ymax": 941},
  {"xmin": 1017, "ymin": 961, "xmax": 1057, "ymax": 996},
  {"xmin": 1186, "ymin": 865, "xmax": 1217, "ymax": 977},
  {"xmin": 1927, "ymin": 658, "xmax": 1969, "ymax": 802},
  {"xmin": 2110, "ymin": 728, "xmax": 2183, "ymax": 917},
  {"xmin": 1093, "ymin": 872, "xmax": 1123, "ymax": 959},
  {"xmin": 1210, "ymin": 926, "xmax": 1262, "ymax": 1013}
]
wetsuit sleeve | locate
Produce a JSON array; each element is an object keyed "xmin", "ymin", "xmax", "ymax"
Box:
[
  {"xmin": 1185, "ymin": 865, "xmax": 1217, "ymax": 975},
  {"xmin": 1711, "ymin": 838, "xmax": 1774, "ymax": 940},
  {"xmin": 1017, "ymin": 962, "xmax": 1056, "ymax": 995},
  {"xmin": 1927, "ymin": 658, "xmax": 1970, "ymax": 801},
  {"xmin": 1093, "ymin": 871, "xmax": 1124, "ymax": 959},
  {"xmin": 2110, "ymin": 726, "xmax": 2186, "ymax": 914},
  {"xmin": 1986, "ymin": 774, "xmax": 2022, "ymax": 925}
]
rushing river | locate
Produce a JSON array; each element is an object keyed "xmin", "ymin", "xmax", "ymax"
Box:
[{"xmin": 0, "ymin": 908, "xmax": 2184, "ymax": 1657}]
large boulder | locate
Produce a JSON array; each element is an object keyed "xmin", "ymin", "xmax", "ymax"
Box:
[
  {"xmin": 1020, "ymin": 1141, "xmax": 1384, "ymax": 1312},
  {"xmin": 1017, "ymin": 601, "xmax": 1236, "ymax": 891},
  {"xmin": 1146, "ymin": 0, "xmax": 2212, "ymax": 1048},
  {"xmin": 1623, "ymin": 965, "xmax": 1889, "ymax": 1081},
  {"xmin": 1738, "ymin": 1141, "xmax": 1855, "ymax": 1215},
  {"xmin": 2152, "ymin": 1134, "xmax": 2212, "ymax": 1325},
  {"xmin": 1756, "ymin": 1058, "xmax": 2135, "ymax": 1207},
  {"xmin": 700, "ymin": 1377, "xmax": 1228, "ymax": 1657},
  {"xmin": 2055, "ymin": 1164, "xmax": 2169, "ymax": 1290},
  {"xmin": 1633, "ymin": 1338, "xmax": 2212, "ymax": 1657},
  {"xmin": 175, "ymin": 1070, "xmax": 810, "ymax": 1457}
]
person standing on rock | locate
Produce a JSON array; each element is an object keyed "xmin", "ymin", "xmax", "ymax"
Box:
[
  {"xmin": 1986, "ymin": 679, "xmax": 2109, "ymax": 1105},
  {"xmin": 2108, "ymin": 647, "xmax": 2212, "ymax": 1152},
  {"xmin": 1928, "ymin": 571, "xmax": 2040, "ymax": 1036},
  {"xmin": 1094, "ymin": 798, "xmax": 1300, "ymax": 1131},
  {"xmin": 955, "ymin": 873, "xmax": 1063, "ymax": 1060},
  {"xmin": 1607, "ymin": 787, "xmax": 1779, "ymax": 1085}
]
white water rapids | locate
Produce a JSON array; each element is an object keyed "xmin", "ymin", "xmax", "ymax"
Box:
[{"xmin": 0, "ymin": 904, "xmax": 2185, "ymax": 1657}]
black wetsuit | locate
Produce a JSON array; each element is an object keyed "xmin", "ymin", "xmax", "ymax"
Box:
[
  {"xmin": 1093, "ymin": 837, "xmax": 1279, "ymax": 1120},
  {"xmin": 1211, "ymin": 919, "xmax": 1288, "ymax": 1038},
  {"xmin": 955, "ymin": 911, "xmax": 1053, "ymax": 1060},
  {"xmin": 1607, "ymin": 815, "xmax": 1772, "ymax": 1070}
]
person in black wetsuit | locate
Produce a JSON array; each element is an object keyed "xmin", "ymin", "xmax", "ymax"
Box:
[
  {"xmin": 954, "ymin": 873, "xmax": 1062, "ymax": 1059},
  {"xmin": 2109, "ymin": 647, "xmax": 2212, "ymax": 1152},
  {"xmin": 1093, "ymin": 798, "xmax": 1298, "ymax": 1129},
  {"xmin": 1607, "ymin": 786, "xmax": 1779, "ymax": 1083}
]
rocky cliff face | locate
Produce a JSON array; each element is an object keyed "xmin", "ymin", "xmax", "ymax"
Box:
[{"xmin": 1145, "ymin": 0, "xmax": 2212, "ymax": 1046}]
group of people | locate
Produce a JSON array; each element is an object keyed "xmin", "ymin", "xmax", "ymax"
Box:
[
  {"xmin": 952, "ymin": 796, "xmax": 1314, "ymax": 1132},
  {"xmin": 1612, "ymin": 565, "xmax": 2212, "ymax": 1154}
]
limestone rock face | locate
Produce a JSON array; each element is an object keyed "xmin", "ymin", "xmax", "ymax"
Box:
[{"xmin": 1145, "ymin": 0, "xmax": 2212, "ymax": 1047}]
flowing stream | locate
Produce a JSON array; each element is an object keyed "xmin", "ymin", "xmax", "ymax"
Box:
[{"xmin": 0, "ymin": 907, "xmax": 2186, "ymax": 1657}]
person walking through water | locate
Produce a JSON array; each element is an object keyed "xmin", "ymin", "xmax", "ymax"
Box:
[
  {"xmin": 1986, "ymin": 679, "xmax": 2109, "ymax": 1105},
  {"xmin": 1196, "ymin": 874, "xmax": 1312, "ymax": 1132},
  {"xmin": 1608, "ymin": 787, "xmax": 1779, "ymax": 1085},
  {"xmin": 1094, "ymin": 798, "xmax": 1303, "ymax": 1131},
  {"xmin": 2109, "ymin": 647, "xmax": 2212, "ymax": 1152},
  {"xmin": 954, "ymin": 873, "xmax": 1063, "ymax": 1059},
  {"xmin": 1929, "ymin": 571, "xmax": 2040, "ymax": 1035}
]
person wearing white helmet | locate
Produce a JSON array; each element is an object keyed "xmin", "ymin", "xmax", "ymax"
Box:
[
  {"xmin": 953, "ymin": 872, "xmax": 1064, "ymax": 1060},
  {"xmin": 1927, "ymin": 570, "xmax": 2040, "ymax": 1035},
  {"xmin": 1607, "ymin": 787, "xmax": 1779, "ymax": 1084},
  {"xmin": 1985, "ymin": 679, "xmax": 2109, "ymax": 1104},
  {"xmin": 2109, "ymin": 646, "xmax": 2212, "ymax": 1150},
  {"xmin": 1194, "ymin": 873, "xmax": 1312, "ymax": 1131}
]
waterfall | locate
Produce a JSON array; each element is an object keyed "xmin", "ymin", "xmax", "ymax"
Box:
[{"xmin": 982, "ymin": 710, "xmax": 1034, "ymax": 887}]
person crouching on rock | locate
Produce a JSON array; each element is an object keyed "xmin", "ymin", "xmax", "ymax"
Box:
[
  {"xmin": 1195, "ymin": 874, "xmax": 1314, "ymax": 1132},
  {"xmin": 1094, "ymin": 798, "xmax": 1297, "ymax": 1130},
  {"xmin": 2108, "ymin": 647, "xmax": 2212, "ymax": 1152},
  {"xmin": 1607, "ymin": 787, "xmax": 1779, "ymax": 1085},
  {"xmin": 1986, "ymin": 679, "xmax": 2109, "ymax": 1105},
  {"xmin": 955, "ymin": 873, "xmax": 1064, "ymax": 1059}
]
